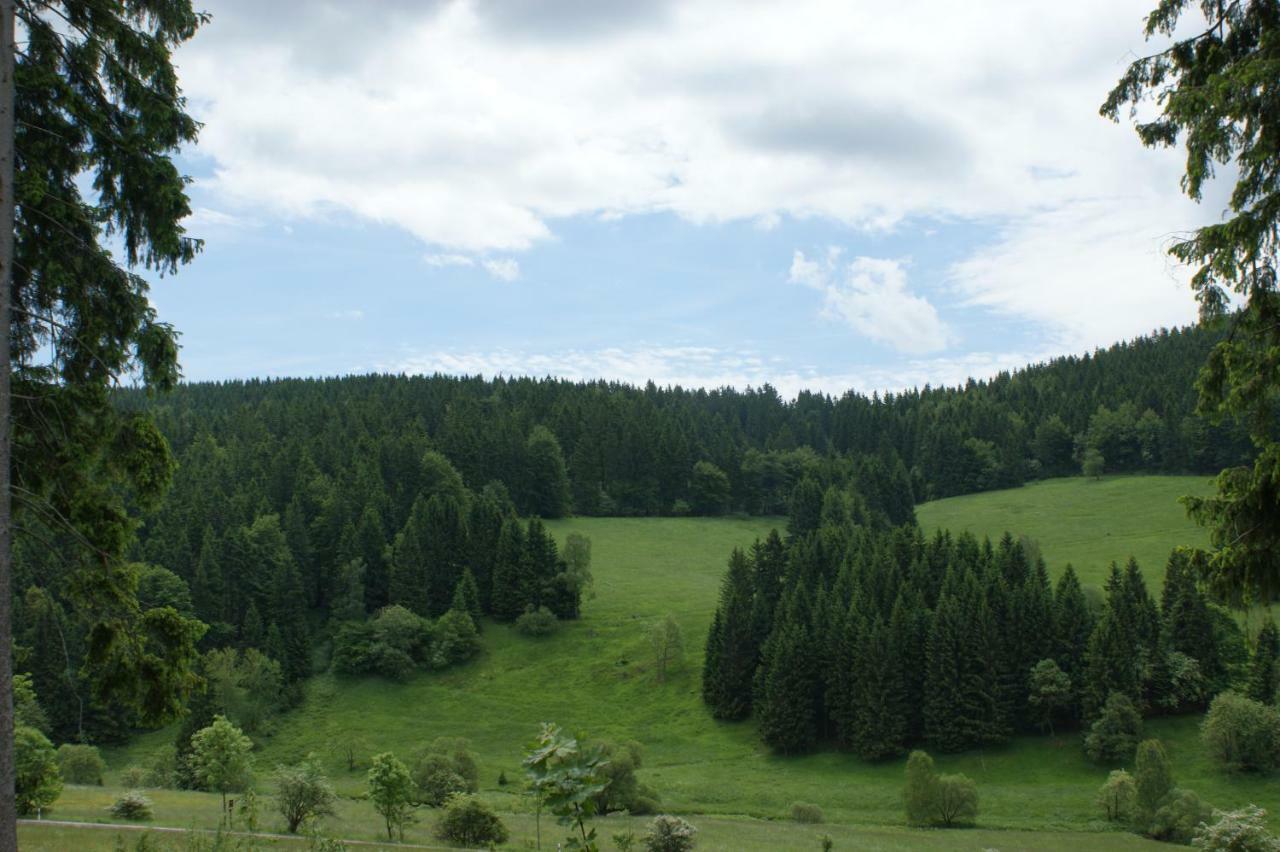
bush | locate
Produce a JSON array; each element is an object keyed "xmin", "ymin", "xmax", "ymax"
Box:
[
  {"xmin": 15, "ymin": 725, "xmax": 62, "ymax": 815},
  {"xmin": 435, "ymin": 793, "xmax": 508, "ymax": 847},
  {"xmin": 1192, "ymin": 805, "xmax": 1280, "ymax": 851},
  {"xmin": 1096, "ymin": 769, "xmax": 1136, "ymax": 822},
  {"xmin": 120, "ymin": 765, "xmax": 147, "ymax": 788},
  {"xmin": 515, "ymin": 606, "xmax": 558, "ymax": 637},
  {"xmin": 110, "ymin": 790, "xmax": 154, "ymax": 821},
  {"xmin": 57, "ymin": 744, "xmax": 106, "ymax": 785},
  {"xmin": 144, "ymin": 746, "xmax": 178, "ymax": 789},
  {"xmin": 933, "ymin": 774, "xmax": 978, "ymax": 827},
  {"xmin": 1135, "ymin": 739, "xmax": 1175, "ymax": 825},
  {"xmin": 411, "ymin": 738, "xmax": 479, "ymax": 806},
  {"xmin": 1084, "ymin": 692, "xmax": 1143, "ymax": 764},
  {"xmin": 644, "ymin": 815, "xmax": 697, "ymax": 852},
  {"xmin": 592, "ymin": 739, "xmax": 659, "ymax": 815},
  {"xmin": 1149, "ymin": 788, "xmax": 1213, "ymax": 844},
  {"xmin": 1201, "ymin": 691, "xmax": 1280, "ymax": 773},
  {"xmin": 431, "ymin": 609, "xmax": 481, "ymax": 667},
  {"xmin": 790, "ymin": 801, "xmax": 824, "ymax": 823}
]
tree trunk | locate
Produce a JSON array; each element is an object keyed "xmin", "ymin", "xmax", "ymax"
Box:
[{"xmin": 0, "ymin": 0, "xmax": 17, "ymax": 848}]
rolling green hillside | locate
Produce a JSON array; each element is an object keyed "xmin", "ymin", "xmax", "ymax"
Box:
[
  {"xmin": 917, "ymin": 475, "xmax": 1214, "ymax": 591},
  {"xmin": 99, "ymin": 481, "xmax": 1280, "ymax": 848}
]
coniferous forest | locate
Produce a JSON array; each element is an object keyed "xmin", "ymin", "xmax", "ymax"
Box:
[{"xmin": 8, "ymin": 320, "xmax": 1254, "ymax": 747}]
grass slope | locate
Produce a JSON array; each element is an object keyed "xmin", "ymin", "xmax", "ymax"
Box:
[
  {"xmin": 917, "ymin": 475, "xmax": 1214, "ymax": 591},
  {"xmin": 97, "ymin": 480, "xmax": 1279, "ymax": 848}
]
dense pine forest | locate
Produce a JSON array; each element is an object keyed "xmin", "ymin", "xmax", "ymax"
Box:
[{"xmin": 9, "ymin": 322, "xmax": 1255, "ymax": 747}]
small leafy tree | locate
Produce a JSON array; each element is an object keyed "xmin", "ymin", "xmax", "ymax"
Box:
[
  {"xmin": 523, "ymin": 723, "xmax": 609, "ymax": 851},
  {"xmin": 643, "ymin": 815, "xmax": 697, "ymax": 852},
  {"xmin": 1135, "ymin": 739, "xmax": 1176, "ymax": 828},
  {"xmin": 933, "ymin": 774, "xmax": 978, "ymax": 827},
  {"xmin": 1084, "ymin": 692, "xmax": 1143, "ymax": 764},
  {"xmin": 57, "ymin": 743, "xmax": 105, "ymax": 785},
  {"xmin": 903, "ymin": 750, "xmax": 936, "ymax": 827},
  {"xmin": 436, "ymin": 793, "xmax": 509, "ymax": 847},
  {"xmin": 1097, "ymin": 769, "xmax": 1136, "ymax": 823},
  {"xmin": 650, "ymin": 614, "xmax": 685, "ymax": 683},
  {"xmin": 1192, "ymin": 805, "xmax": 1280, "ymax": 852},
  {"xmin": 368, "ymin": 752, "xmax": 416, "ymax": 841},
  {"xmin": 1150, "ymin": 789, "xmax": 1213, "ymax": 844},
  {"xmin": 1201, "ymin": 691, "xmax": 1280, "ymax": 773},
  {"xmin": 1028, "ymin": 659, "xmax": 1071, "ymax": 736},
  {"xmin": 274, "ymin": 755, "xmax": 336, "ymax": 833},
  {"xmin": 190, "ymin": 715, "xmax": 255, "ymax": 826},
  {"xmin": 516, "ymin": 606, "xmax": 559, "ymax": 637},
  {"xmin": 563, "ymin": 533, "xmax": 594, "ymax": 599},
  {"xmin": 1083, "ymin": 448, "xmax": 1105, "ymax": 480},
  {"xmin": 14, "ymin": 726, "xmax": 62, "ymax": 816}
]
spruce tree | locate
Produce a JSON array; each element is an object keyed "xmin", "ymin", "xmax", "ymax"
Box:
[
  {"xmin": 890, "ymin": 587, "xmax": 930, "ymax": 743},
  {"xmin": 755, "ymin": 601, "xmax": 817, "ymax": 754},
  {"xmin": 353, "ymin": 506, "xmax": 390, "ymax": 613},
  {"xmin": 1160, "ymin": 550, "xmax": 1221, "ymax": 689},
  {"xmin": 1247, "ymin": 619, "xmax": 1280, "ymax": 705},
  {"xmin": 489, "ymin": 518, "xmax": 526, "ymax": 622},
  {"xmin": 1083, "ymin": 566, "xmax": 1143, "ymax": 718},
  {"xmin": 1053, "ymin": 565, "xmax": 1094, "ymax": 688},
  {"xmin": 705, "ymin": 549, "xmax": 758, "ymax": 720},
  {"xmin": 451, "ymin": 568, "xmax": 483, "ymax": 628},
  {"xmin": 389, "ymin": 497, "xmax": 432, "ymax": 616},
  {"xmin": 786, "ymin": 477, "xmax": 824, "ymax": 541},
  {"xmin": 850, "ymin": 616, "xmax": 907, "ymax": 760},
  {"xmin": 701, "ymin": 609, "xmax": 724, "ymax": 708},
  {"xmin": 422, "ymin": 494, "xmax": 470, "ymax": 618},
  {"xmin": 924, "ymin": 592, "xmax": 973, "ymax": 752}
]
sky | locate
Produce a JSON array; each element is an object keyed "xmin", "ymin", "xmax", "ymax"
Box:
[{"xmin": 153, "ymin": 0, "xmax": 1227, "ymax": 398}]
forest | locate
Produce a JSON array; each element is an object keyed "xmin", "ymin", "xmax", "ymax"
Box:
[{"xmin": 9, "ymin": 320, "xmax": 1256, "ymax": 748}]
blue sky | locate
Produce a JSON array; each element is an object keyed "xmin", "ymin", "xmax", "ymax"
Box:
[{"xmin": 150, "ymin": 0, "xmax": 1218, "ymax": 397}]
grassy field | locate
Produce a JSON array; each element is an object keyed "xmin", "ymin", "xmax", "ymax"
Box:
[
  {"xmin": 917, "ymin": 475, "xmax": 1214, "ymax": 591},
  {"xmin": 89, "ymin": 478, "xmax": 1279, "ymax": 849}
]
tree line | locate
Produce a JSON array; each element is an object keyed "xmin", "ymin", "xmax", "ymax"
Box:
[{"xmin": 702, "ymin": 480, "xmax": 1267, "ymax": 757}]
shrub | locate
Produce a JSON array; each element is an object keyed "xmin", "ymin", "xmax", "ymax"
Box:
[
  {"xmin": 120, "ymin": 765, "xmax": 147, "ymax": 788},
  {"xmin": 933, "ymin": 774, "xmax": 978, "ymax": 827},
  {"xmin": 515, "ymin": 606, "xmax": 558, "ymax": 637},
  {"xmin": 497, "ymin": 770, "xmax": 508, "ymax": 786},
  {"xmin": 144, "ymin": 746, "xmax": 178, "ymax": 789},
  {"xmin": 411, "ymin": 738, "xmax": 479, "ymax": 807},
  {"xmin": 1084, "ymin": 692, "xmax": 1143, "ymax": 764},
  {"xmin": 790, "ymin": 801, "xmax": 824, "ymax": 823},
  {"xmin": 1201, "ymin": 691, "xmax": 1280, "ymax": 773},
  {"xmin": 1097, "ymin": 769, "xmax": 1136, "ymax": 822},
  {"xmin": 110, "ymin": 790, "xmax": 154, "ymax": 821},
  {"xmin": 274, "ymin": 755, "xmax": 337, "ymax": 833},
  {"xmin": 592, "ymin": 739, "xmax": 659, "ymax": 815},
  {"xmin": 57, "ymin": 743, "xmax": 106, "ymax": 785},
  {"xmin": 1149, "ymin": 788, "xmax": 1213, "ymax": 844},
  {"xmin": 613, "ymin": 831, "xmax": 638, "ymax": 851},
  {"xmin": 15, "ymin": 725, "xmax": 62, "ymax": 815},
  {"xmin": 435, "ymin": 793, "xmax": 509, "ymax": 847},
  {"xmin": 431, "ymin": 609, "xmax": 481, "ymax": 666},
  {"xmin": 644, "ymin": 815, "xmax": 697, "ymax": 852},
  {"xmin": 1192, "ymin": 805, "xmax": 1280, "ymax": 851}
]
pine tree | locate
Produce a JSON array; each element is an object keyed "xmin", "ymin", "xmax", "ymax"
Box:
[
  {"xmin": 353, "ymin": 506, "xmax": 390, "ymax": 613},
  {"xmin": 704, "ymin": 549, "xmax": 758, "ymax": 720},
  {"xmin": 451, "ymin": 568, "xmax": 482, "ymax": 628},
  {"xmin": 850, "ymin": 616, "xmax": 907, "ymax": 760},
  {"xmin": 755, "ymin": 601, "xmax": 817, "ymax": 754},
  {"xmin": 389, "ymin": 497, "xmax": 431, "ymax": 616},
  {"xmin": 1083, "ymin": 565, "xmax": 1143, "ymax": 718},
  {"xmin": 924, "ymin": 592, "xmax": 976, "ymax": 752},
  {"xmin": 273, "ymin": 563, "xmax": 311, "ymax": 684},
  {"xmin": 1160, "ymin": 550, "xmax": 1221, "ymax": 688},
  {"xmin": 786, "ymin": 477, "xmax": 824, "ymax": 541},
  {"xmin": 701, "ymin": 609, "xmax": 724, "ymax": 708},
  {"xmin": 240, "ymin": 603, "xmax": 264, "ymax": 650},
  {"xmin": 193, "ymin": 525, "xmax": 224, "ymax": 625},
  {"xmin": 489, "ymin": 518, "xmax": 526, "ymax": 622},
  {"xmin": 1053, "ymin": 565, "xmax": 1094, "ymax": 689},
  {"xmin": 1247, "ymin": 619, "xmax": 1280, "ymax": 705},
  {"xmin": 890, "ymin": 587, "xmax": 930, "ymax": 743},
  {"xmin": 420, "ymin": 494, "xmax": 469, "ymax": 618}
]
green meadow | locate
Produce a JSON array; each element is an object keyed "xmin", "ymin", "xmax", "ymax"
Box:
[{"xmin": 88, "ymin": 477, "xmax": 1277, "ymax": 849}]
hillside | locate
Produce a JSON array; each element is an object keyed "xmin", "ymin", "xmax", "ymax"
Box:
[
  {"xmin": 102, "ymin": 479, "xmax": 1279, "ymax": 848},
  {"xmin": 917, "ymin": 475, "xmax": 1214, "ymax": 591}
]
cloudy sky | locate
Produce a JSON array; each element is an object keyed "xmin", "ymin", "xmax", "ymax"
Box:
[{"xmin": 156, "ymin": 0, "xmax": 1223, "ymax": 397}]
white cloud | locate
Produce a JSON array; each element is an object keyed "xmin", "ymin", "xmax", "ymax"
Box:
[
  {"xmin": 789, "ymin": 250, "xmax": 950, "ymax": 353},
  {"xmin": 481, "ymin": 258, "xmax": 520, "ymax": 281},
  {"xmin": 382, "ymin": 343, "xmax": 1055, "ymax": 399},
  {"xmin": 423, "ymin": 253, "xmax": 475, "ymax": 268},
  {"xmin": 178, "ymin": 0, "xmax": 1221, "ymax": 347},
  {"xmin": 329, "ymin": 309, "xmax": 365, "ymax": 320}
]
